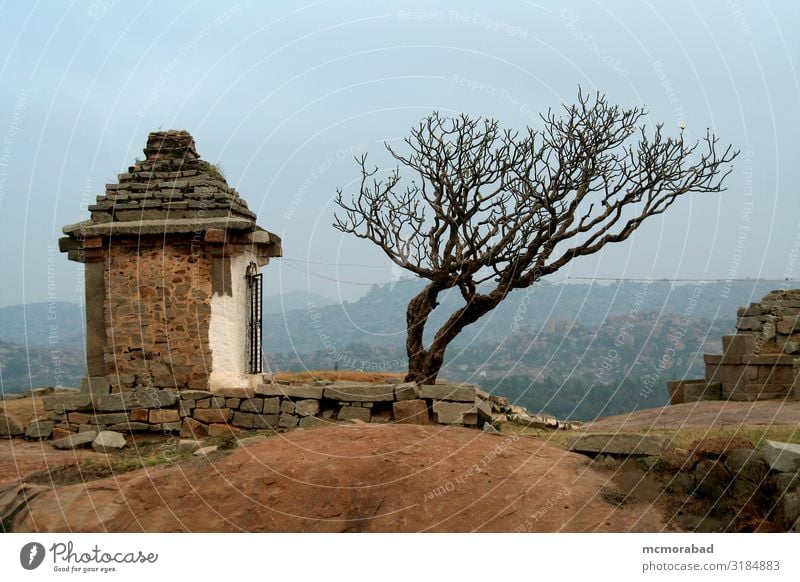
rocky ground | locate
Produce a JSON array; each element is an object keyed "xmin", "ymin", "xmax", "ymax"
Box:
[
  {"xmin": 1, "ymin": 398, "xmax": 798, "ymax": 533},
  {"xmin": 3, "ymin": 423, "xmax": 668, "ymax": 532}
]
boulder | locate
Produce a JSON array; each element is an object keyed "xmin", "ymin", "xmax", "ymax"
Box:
[
  {"xmin": 762, "ymin": 440, "xmax": 800, "ymax": 473},
  {"xmin": 51, "ymin": 431, "xmax": 97, "ymax": 450},
  {"xmin": 0, "ymin": 414, "xmax": 24, "ymax": 437},
  {"xmin": 567, "ymin": 433, "xmax": 672, "ymax": 457},
  {"xmin": 25, "ymin": 420, "xmax": 55, "ymax": 440},
  {"xmin": 91, "ymin": 431, "xmax": 127, "ymax": 453},
  {"xmin": 392, "ymin": 400, "xmax": 430, "ymax": 425},
  {"xmin": 193, "ymin": 445, "xmax": 218, "ymax": 457}
]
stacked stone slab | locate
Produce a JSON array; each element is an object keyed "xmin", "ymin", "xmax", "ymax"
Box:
[
  {"xmin": 37, "ymin": 381, "xmax": 491, "ymax": 439},
  {"xmin": 58, "ymin": 130, "xmax": 281, "ymax": 393},
  {"xmin": 668, "ymin": 290, "xmax": 800, "ymax": 403}
]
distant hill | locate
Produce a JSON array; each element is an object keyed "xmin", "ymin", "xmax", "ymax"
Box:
[
  {"xmin": 0, "ymin": 302, "xmax": 84, "ymax": 347},
  {"xmin": 264, "ymin": 278, "xmax": 783, "ymax": 354},
  {"xmin": 0, "ymin": 279, "xmax": 783, "ymax": 403},
  {"xmin": 0, "ymin": 340, "xmax": 84, "ymax": 394},
  {"xmin": 264, "ymin": 291, "xmax": 337, "ymax": 315}
]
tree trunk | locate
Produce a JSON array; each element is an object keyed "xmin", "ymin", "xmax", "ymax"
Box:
[
  {"xmin": 405, "ymin": 291, "xmax": 502, "ymax": 384},
  {"xmin": 404, "ymin": 283, "xmax": 441, "ymax": 384}
]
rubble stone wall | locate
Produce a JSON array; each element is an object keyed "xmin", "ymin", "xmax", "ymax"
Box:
[
  {"xmin": 39, "ymin": 382, "xmax": 491, "ymax": 439},
  {"xmin": 105, "ymin": 241, "xmax": 213, "ymax": 392}
]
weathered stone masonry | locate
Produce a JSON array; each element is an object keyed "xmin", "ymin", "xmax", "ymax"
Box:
[{"xmin": 669, "ymin": 289, "xmax": 800, "ymax": 403}]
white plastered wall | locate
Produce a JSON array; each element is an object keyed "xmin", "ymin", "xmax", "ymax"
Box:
[{"xmin": 208, "ymin": 251, "xmax": 259, "ymax": 391}]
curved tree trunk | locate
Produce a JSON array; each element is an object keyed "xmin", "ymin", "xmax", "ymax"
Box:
[
  {"xmin": 405, "ymin": 290, "xmax": 503, "ymax": 384},
  {"xmin": 404, "ymin": 283, "xmax": 441, "ymax": 384}
]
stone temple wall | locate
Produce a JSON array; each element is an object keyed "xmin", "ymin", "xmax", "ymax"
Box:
[
  {"xmin": 668, "ymin": 290, "xmax": 800, "ymax": 404},
  {"xmin": 105, "ymin": 241, "xmax": 213, "ymax": 392}
]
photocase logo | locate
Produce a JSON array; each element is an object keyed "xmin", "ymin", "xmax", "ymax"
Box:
[{"xmin": 20, "ymin": 542, "xmax": 46, "ymax": 570}]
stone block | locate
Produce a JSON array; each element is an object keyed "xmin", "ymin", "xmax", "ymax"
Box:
[
  {"xmin": 280, "ymin": 400, "xmax": 296, "ymax": 414},
  {"xmin": 129, "ymin": 408, "xmax": 149, "ymax": 422},
  {"xmin": 295, "ymin": 399, "xmax": 320, "ymax": 417},
  {"xmin": 194, "ymin": 398, "xmax": 211, "ymax": 408},
  {"xmin": 566, "ymin": 433, "xmax": 672, "ymax": 457},
  {"xmin": 25, "ymin": 420, "xmax": 55, "ymax": 439},
  {"xmin": 298, "ymin": 416, "xmax": 326, "ymax": 428},
  {"xmin": 262, "ymin": 397, "xmax": 281, "ymax": 414},
  {"xmin": 239, "ymin": 398, "xmax": 264, "ymax": 414},
  {"xmin": 108, "ymin": 422, "xmax": 149, "ymax": 432},
  {"xmin": 180, "ymin": 417, "xmax": 209, "ymax": 438},
  {"xmin": 193, "ymin": 408, "xmax": 231, "ymax": 424},
  {"xmin": 179, "ymin": 390, "xmax": 213, "ymax": 401},
  {"xmin": 42, "ymin": 393, "xmax": 93, "ymax": 413},
  {"xmin": 419, "ymin": 384, "xmax": 477, "ymax": 403},
  {"xmin": 683, "ymin": 381, "xmax": 722, "ymax": 402},
  {"xmin": 178, "ymin": 401, "xmax": 194, "ymax": 418},
  {"xmin": 278, "ymin": 412, "xmax": 299, "ymax": 428},
  {"xmin": 252, "ymin": 414, "xmax": 280, "ymax": 429},
  {"xmin": 476, "ymin": 398, "xmax": 492, "ymax": 423},
  {"xmin": 736, "ymin": 316, "xmax": 762, "ymax": 331},
  {"xmin": 51, "ymin": 431, "xmax": 97, "ymax": 450},
  {"xmin": 722, "ymin": 335, "xmax": 756, "ymax": 356},
  {"xmin": 80, "ymin": 376, "xmax": 111, "ymax": 395},
  {"xmin": 91, "ymin": 430, "xmax": 127, "ymax": 452},
  {"xmin": 0, "ymin": 414, "xmax": 24, "ymax": 437},
  {"xmin": 394, "ymin": 383, "xmax": 418, "ymax": 401},
  {"xmin": 256, "ymin": 384, "xmax": 323, "ymax": 399},
  {"xmin": 94, "ymin": 388, "xmax": 176, "ymax": 412},
  {"xmin": 66, "ymin": 412, "xmax": 91, "ymax": 425},
  {"xmin": 225, "ymin": 398, "xmax": 241, "ymax": 408},
  {"xmin": 323, "ymin": 384, "xmax": 395, "ymax": 402},
  {"xmin": 431, "ymin": 401, "xmax": 477, "ymax": 425},
  {"xmin": 762, "ymin": 440, "xmax": 800, "ymax": 472},
  {"xmin": 392, "ymin": 400, "xmax": 430, "ymax": 425},
  {"xmin": 337, "ymin": 406, "xmax": 370, "ymax": 422},
  {"xmin": 51, "ymin": 427, "xmax": 72, "ymax": 440},
  {"xmin": 777, "ymin": 316, "xmax": 800, "ymax": 335},
  {"xmin": 231, "ymin": 411, "xmax": 254, "ymax": 429},
  {"xmin": 209, "ymin": 397, "xmax": 227, "ymax": 408},
  {"xmin": 89, "ymin": 412, "xmax": 130, "ymax": 425},
  {"xmin": 667, "ymin": 381, "xmax": 684, "ymax": 405},
  {"xmin": 149, "ymin": 409, "xmax": 180, "ymax": 424}
]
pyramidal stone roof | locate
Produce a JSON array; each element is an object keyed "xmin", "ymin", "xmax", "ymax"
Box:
[{"xmin": 64, "ymin": 130, "xmax": 266, "ymax": 236}]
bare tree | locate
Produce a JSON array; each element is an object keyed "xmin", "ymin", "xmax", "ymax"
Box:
[{"xmin": 334, "ymin": 90, "xmax": 738, "ymax": 384}]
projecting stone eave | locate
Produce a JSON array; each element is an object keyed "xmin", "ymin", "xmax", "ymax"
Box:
[{"xmin": 59, "ymin": 218, "xmax": 281, "ymax": 264}]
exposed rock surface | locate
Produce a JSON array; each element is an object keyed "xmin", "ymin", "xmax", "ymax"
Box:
[
  {"xmin": 567, "ymin": 433, "xmax": 672, "ymax": 457},
  {"xmin": 10, "ymin": 424, "xmax": 667, "ymax": 532}
]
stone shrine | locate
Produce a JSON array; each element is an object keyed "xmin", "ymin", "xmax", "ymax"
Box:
[{"xmin": 59, "ymin": 130, "xmax": 281, "ymax": 394}]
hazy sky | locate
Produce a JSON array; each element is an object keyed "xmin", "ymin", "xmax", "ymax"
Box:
[{"xmin": 0, "ymin": 0, "xmax": 797, "ymax": 307}]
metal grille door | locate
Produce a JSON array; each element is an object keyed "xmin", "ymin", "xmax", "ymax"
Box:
[{"xmin": 246, "ymin": 264, "xmax": 263, "ymax": 374}]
